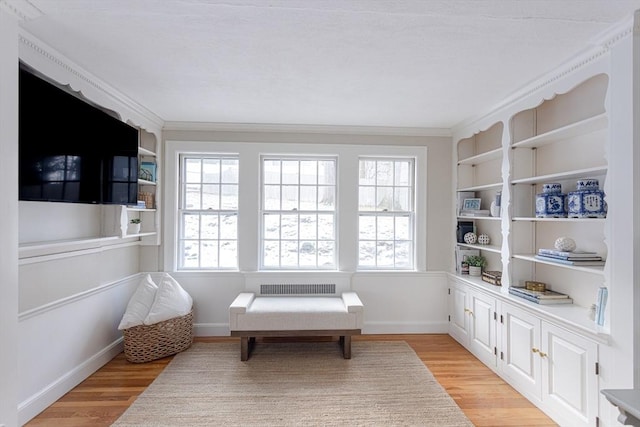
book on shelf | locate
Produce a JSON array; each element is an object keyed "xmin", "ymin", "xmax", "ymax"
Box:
[
  {"xmin": 595, "ymin": 287, "xmax": 607, "ymax": 326},
  {"xmin": 534, "ymin": 255, "xmax": 605, "ymax": 266},
  {"xmin": 537, "ymin": 252, "xmax": 602, "ymax": 261},
  {"xmin": 508, "ymin": 288, "xmax": 573, "ymax": 305},
  {"xmin": 481, "ymin": 270, "xmax": 502, "ymax": 286},
  {"xmin": 537, "ymin": 248, "xmax": 599, "ymax": 258},
  {"xmin": 508, "ymin": 287, "xmax": 570, "ymax": 299}
]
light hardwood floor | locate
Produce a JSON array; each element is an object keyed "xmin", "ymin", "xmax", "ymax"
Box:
[{"xmin": 26, "ymin": 334, "xmax": 557, "ymax": 426}]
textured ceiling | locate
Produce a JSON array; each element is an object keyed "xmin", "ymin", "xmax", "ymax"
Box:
[{"xmin": 12, "ymin": 0, "xmax": 640, "ymax": 129}]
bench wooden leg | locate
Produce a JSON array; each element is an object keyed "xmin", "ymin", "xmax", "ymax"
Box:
[
  {"xmin": 240, "ymin": 337, "xmax": 249, "ymax": 361},
  {"xmin": 240, "ymin": 337, "xmax": 257, "ymax": 361},
  {"xmin": 342, "ymin": 335, "xmax": 352, "ymax": 359}
]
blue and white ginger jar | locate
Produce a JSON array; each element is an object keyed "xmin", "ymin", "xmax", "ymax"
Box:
[
  {"xmin": 535, "ymin": 183, "xmax": 567, "ymax": 218},
  {"xmin": 568, "ymin": 179, "xmax": 607, "ymax": 218}
]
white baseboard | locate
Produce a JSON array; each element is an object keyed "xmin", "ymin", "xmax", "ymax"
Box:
[
  {"xmin": 194, "ymin": 323, "xmax": 230, "ymax": 336},
  {"xmin": 18, "ymin": 338, "xmax": 123, "ymax": 426},
  {"xmin": 363, "ymin": 321, "xmax": 449, "ymax": 334},
  {"xmin": 194, "ymin": 321, "xmax": 449, "ymax": 337}
]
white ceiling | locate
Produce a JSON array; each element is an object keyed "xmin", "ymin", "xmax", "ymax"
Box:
[{"xmin": 12, "ymin": 0, "xmax": 640, "ymax": 129}]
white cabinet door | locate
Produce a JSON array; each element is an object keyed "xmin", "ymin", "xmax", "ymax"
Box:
[
  {"xmin": 449, "ymin": 284, "xmax": 469, "ymax": 345},
  {"xmin": 468, "ymin": 289, "xmax": 497, "ymax": 368},
  {"xmin": 541, "ymin": 322, "xmax": 598, "ymax": 427},
  {"xmin": 500, "ymin": 303, "xmax": 542, "ymax": 401}
]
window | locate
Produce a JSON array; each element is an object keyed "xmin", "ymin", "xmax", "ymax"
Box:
[
  {"xmin": 358, "ymin": 158, "xmax": 414, "ymax": 269},
  {"xmin": 261, "ymin": 157, "xmax": 336, "ymax": 269},
  {"xmin": 178, "ymin": 155, "xmax": 239, "ymax": 269}
]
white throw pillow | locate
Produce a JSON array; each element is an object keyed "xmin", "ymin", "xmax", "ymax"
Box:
[
  {"xmin": 143, "ymin": 274, "xmax": 193, "ymax": 325},
  {"xmin": 118, "ymin": 274, "xmax": 158, "ymax": 330}
]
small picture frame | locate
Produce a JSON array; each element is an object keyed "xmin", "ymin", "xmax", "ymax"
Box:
[{"xmin": 463, "ymin": 198, "xmax": 482, "ymax": 211}]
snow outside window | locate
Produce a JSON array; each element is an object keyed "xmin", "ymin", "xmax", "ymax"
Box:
[
  {"xmin": 178, "ymin": 155, "xmax": 239, "ymax": 269},
  {"xmin": 261, "ymin": 157, "xmax": 337, "ymax": 269},
  {"xmin": 358, "ymin": 158, "xmax": 415, "ymax": 269}
]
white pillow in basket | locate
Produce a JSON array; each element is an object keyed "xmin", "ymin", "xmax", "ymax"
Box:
[
  {"xmin": 143, "ymin": 274, "xmax": 193, "ymax": 325},
  {"xmin": 118, "ymin": 274, "xmax": 158, "ymax": 330}
]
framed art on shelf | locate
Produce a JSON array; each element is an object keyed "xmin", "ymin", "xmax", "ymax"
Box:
[
  {"xmin": 140, "ymin": 161, "xmax": 157, "ymax": 182},
  {"xmin": 463, "ymin": 198, "xmax": 481, "ymax": 211}
]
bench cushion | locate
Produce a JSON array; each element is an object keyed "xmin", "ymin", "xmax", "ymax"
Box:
[{"xmin": 229, "ymin": 294, "xmax": 363, "ymax": 331}]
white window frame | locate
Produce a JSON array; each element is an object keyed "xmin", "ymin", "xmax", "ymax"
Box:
[
  {"xmin": 260, "ymin": 155, "xmax": 337, "ymax": 270},
  {"xmin": 177, "ymin": 154, "xmax": 239, "ymax": 270},
  {"xmin": 357, "ymin": 157, "xmax": 415, "ymax": 270}
]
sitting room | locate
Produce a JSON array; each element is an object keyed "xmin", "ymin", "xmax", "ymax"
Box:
[{"xmin": 2, "ymin": 1, "xmax": 640, "ymax": 426}]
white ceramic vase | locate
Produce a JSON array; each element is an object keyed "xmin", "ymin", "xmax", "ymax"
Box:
[
  {"xmin": 128, "ymin": 223, "xmax": 141, "ymax": 235},
  {"xmin": 469, "ymin": 266, "xmax": 482, "ymax": 276}
]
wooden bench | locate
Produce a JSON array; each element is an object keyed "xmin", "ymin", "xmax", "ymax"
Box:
[{"xmin": 229, "ymin": 292, "xmax": 363, "ymax": 361}]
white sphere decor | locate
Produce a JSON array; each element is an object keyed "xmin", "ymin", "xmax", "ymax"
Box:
[
  {"xmin": 478, "ymin": 234, "xmax": 491, "ymax": 245},
  {"xmin": 554, "ymin": 236, "xmax": 576, "ymax": 252},
  {"xmin": 464, "ymin": 232, "xmax": 477, "ymax": 244}
]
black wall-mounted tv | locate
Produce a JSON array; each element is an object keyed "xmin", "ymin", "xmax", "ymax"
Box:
[{"xmin": 19, "ymin": 64, "xmax": 139, "ymax": 205}]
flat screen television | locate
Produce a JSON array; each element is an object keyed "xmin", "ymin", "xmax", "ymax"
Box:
[{"xmin": 19, "ymin": 64, "xmax": 139, "ymax": 205}]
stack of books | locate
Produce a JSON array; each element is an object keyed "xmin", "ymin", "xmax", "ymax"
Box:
[
  {"xmin": 534, "ymin": 248, "xmax": 605, "ymax": 267},
  {"xmin": 509, "ymin": 287, "xmax": 573, "ymax": 305}
]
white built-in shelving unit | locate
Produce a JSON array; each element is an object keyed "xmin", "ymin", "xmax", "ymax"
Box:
[{"xmin": 450, "ymin": 72, "xmax": 611, "ymax": 427}]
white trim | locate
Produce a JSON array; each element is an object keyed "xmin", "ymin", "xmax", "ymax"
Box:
[
  {"xmin": 18, "ymin": 338, "xmax": 123, "ymax": 426},
  {"xmin": 194, "ymin": 323, "xmax": 229, "ymax": 336},
  {"xmin": 363, "ymin": 321, "xmax": 449, "ymax": 334},
  {"xmin": 163, "ymin": 121, "xmax": 450, "ymax": 137},
  {"xmin": 18, "ymin": 274, "xmax": 138, "ymax": 321},
  {"xmin": 452, "ymin": 18, "xmax": 632, "ymax": 138},
  {"xmin": 19, "ymin": 239, "xmax": 141, "ymax": 264},
  {"xmin": 0, "ymin": 0, "xmax": 42, "ymax": 20},
  {"xmin": 18, "ymin": 30, "xmax": 164, "ymax": 137}
]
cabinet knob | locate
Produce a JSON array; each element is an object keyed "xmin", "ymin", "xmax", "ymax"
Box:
[
  {"xmin": 532, "ymin": 348, "xmax": 539, "ymax": 353},
  {"xmin": 539, "ymin": 351, "xmax": 547, "ymax": 358}
]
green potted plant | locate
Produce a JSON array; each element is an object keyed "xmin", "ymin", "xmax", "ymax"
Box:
[
  {"xmin": 465, "ymin": 255, "xmax": 486, "ymax": 276},
  {"xmin": 128, "ymin": 218, "xmax": 141, "ymax": 235}
]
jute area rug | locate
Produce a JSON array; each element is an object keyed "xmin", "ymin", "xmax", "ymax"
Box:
[{"xmin": 112, "ymin": 341, "xmax": 473, "ymax": 426}]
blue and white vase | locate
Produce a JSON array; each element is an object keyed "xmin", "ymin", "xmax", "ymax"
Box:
[
  {"xmin": 568, "ymin": 179, "xmax": 607, "ymax": 218},
  {"xmin": 535, "ymin": 183, "xmax": 567, "ymax": 218}
]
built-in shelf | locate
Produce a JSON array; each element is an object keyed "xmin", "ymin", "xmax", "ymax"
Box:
[
  {"xmin": 510, "ymin": 166, "xmax": 607, "ymax": 185},
  {"xmin": 19, "ymin": 235, "xmax": 131, "ymax": 259},
  {"xmin": 512, "ymin": 217, "xmax": 606, "ymax": 223},
  {"xmin": 511, "ymin": 113, "xmax": 608, "ymax": 149},
  {"xmin": 138, "ymin": 146, "xmax": 156, "ymax": 157},
  {"xmin": 125, "ymin": 207, "xmax": 157, "ymax": 212},
  {"xmin": 512, "ymin": 254, "xmax": 606, "ymax": 275},
  {"xmin": 457, "ymin": 216, "xmax": 502, "ymax": 221},
  {"xmin": 138, "ymin": 178, "xmax": 156, "ymax": 186},
  {"xmin": 452, "ymin": 273, "xmax": 609, "ymax": 343},
  {"xmin": 457, "ymin": 243, "xmax": 502, "ymax": 254},
  {"xmin": 457, "ymin": 182, "xmax": 503, "ymax": 192},
  {"xmin": 457, "ymin": 147, "xmax": 502, "ymax": 165}
]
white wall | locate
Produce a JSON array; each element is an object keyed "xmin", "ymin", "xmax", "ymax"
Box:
[
  {"xmin": 0, "ymin": 8, "xmax": 20, "ymax": 427},
  {"xmin": 12, "ymin": 28, "xmax": 165, "ymax": 426},
  {"xmin": 159, "ymin": 129, "xmax": 453, "ymax": 335},
  {"xmin": 18, "ymin": 274, "xmax": 139, "ymax": 425}
]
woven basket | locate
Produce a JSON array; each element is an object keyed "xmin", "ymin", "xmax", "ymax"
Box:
[{"xmin": 123, "ymin": 309, "xmax": 194, "ymax": 363}]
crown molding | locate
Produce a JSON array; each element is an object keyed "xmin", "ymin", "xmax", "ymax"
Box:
[
  {"xmin": 452, "ymin": 16, "xmax": 633, "ymax": 137},
  {"xmin": 0, "ymin": 0, "xmax": 41, "ymax": 20},
  {"xmin": 162, "ymin": 121, "xmax": 451, "ymax": 138},
  {"xmin": 18, "ymin": 30, "xmax": 164, "ymax": 135}
]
